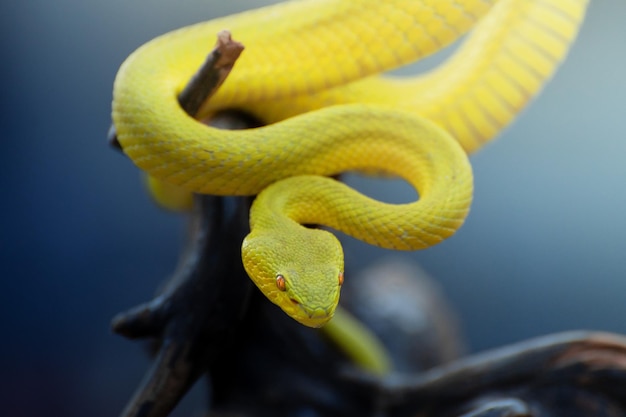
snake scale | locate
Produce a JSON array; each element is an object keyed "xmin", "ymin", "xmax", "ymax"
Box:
[{"xmin": 112, "ymin": 0, "xmax": 588, "ymax": 327}]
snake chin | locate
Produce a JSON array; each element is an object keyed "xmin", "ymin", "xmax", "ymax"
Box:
[
  {"xmin": 241, "ymin": 227, "xmax": 344, "ymax": 328},
  {"xmin": 287, "ymin": 290, "xmax": 338, "ymax": 329}
]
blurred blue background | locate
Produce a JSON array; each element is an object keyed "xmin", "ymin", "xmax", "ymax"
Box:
[{"xmin": 1, "ymin": 0, "xmax": 625, "ymax": 416}]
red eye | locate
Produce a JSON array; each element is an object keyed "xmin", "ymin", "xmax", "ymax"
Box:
[
  {"xmin": 338, "ymin": 272, "xmax": 344, "ymax": 286},
  {"xmin": 276, "ymin": 274, "xmax": 286, "ymax": 291}
]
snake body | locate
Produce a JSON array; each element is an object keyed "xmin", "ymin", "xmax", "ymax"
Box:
[
  {"xmin": 234, "ymin": 0, "xmax": 588, "ymax": 154},
  {"xmin": 112, "ymin": 0, "xmax": 588, "ymax": 327}
]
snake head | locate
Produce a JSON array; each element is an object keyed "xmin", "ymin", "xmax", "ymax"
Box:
[{"xmin": 241, "ymin": 227, "xmax": 344, "ymax": 328}]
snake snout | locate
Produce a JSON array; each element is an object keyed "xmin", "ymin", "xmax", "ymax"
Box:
[
  {"xmin": 304, "ymin": 306, "xmax": 331, "ymax": 319},
  {"xmin": 296, "ymin": 303, "xmax": 334, "ymax": 328}
]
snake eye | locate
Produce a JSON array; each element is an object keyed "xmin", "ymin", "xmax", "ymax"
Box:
[
  {"xmin": 338, "ymin": 272, "xmax": 344, "ymax": 286},
  {"xmin": 276, "ymin": 274, "xmax": 286, "ymax": 291}
]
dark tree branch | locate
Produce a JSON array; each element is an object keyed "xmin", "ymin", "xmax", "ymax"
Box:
[
  {"xmin": 363, "ymin": 331, "xmax": 626, "ymax": 416},
  {"xmin": 111, "ymin": 296, "xmax": 167, "ymax": 340},
  {"xmin": 114, "ymin": 192, "xmax": 253, "ymax": 417},
  {"xmin": 110, "ymin": 31, "xmax": 252, "ymax": 417}
]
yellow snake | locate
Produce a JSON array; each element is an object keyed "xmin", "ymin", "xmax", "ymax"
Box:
[{"xmin": 112, "ymin": 0, "xmax": 588, "ymax": 328}]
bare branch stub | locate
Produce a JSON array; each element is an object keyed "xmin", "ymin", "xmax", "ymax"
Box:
[
  {"xmin": 108, "ymin": 30, "xmax": 244, "ymax": 151},
  {"xmin": 178, "ymin": 30, "xmax": 244, "ymax": 117}
]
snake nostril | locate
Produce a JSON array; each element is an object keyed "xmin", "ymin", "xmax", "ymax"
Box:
[{"xmin": 289, "ymin": 298, "xmax": 299, "ymax": 305}]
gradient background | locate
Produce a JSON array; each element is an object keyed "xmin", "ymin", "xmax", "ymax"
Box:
[{"xmin": 1, "ymin": 1, "xmax": 625, "ymax": 416}]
